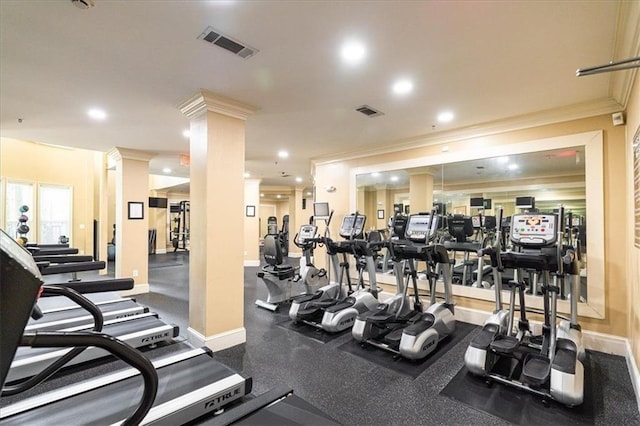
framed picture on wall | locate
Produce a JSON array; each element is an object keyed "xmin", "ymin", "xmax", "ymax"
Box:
[
  {"xmin": 246, "ymin": 205, "xmax": 256, "ymax": 217},
  {"xmin": 377, "ymin": 209, "xmax": 385, "ymax": 220},
  {"xmin": 128, "ymin": 201, "xmax": 144, "ymax": 220}
]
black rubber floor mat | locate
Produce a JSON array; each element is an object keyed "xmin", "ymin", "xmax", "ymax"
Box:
[
  {"xmin": 440, "ymin": 353, "xmax": 595, "ymax": 425},
  {"xmin": 276, "ymin": 319, "xmax": 350, "ymax": 344},
  {"xmin": 338, "ymin": 321, "xmax": 477, "ymax": 379}
]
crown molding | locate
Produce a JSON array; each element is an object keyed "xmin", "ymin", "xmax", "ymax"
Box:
[
  {"xmin": 313, "ymin": 98, "xmax": 623, "ymax": 166},
  {"xmin": 609, "ymin": 0, "xmax": 640, "ymax": 108},
  {"xmin": 107, "ymin": 147, "xmax": 155, "ymax": 163},
  {"xmin": 178, "ymin": 89, "xmax": 258, "ymax": 121}
]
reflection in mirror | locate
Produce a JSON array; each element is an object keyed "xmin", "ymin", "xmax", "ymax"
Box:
[{"xmin": 356, "ymin": 146, "xmax": 587, "ymax": 302}]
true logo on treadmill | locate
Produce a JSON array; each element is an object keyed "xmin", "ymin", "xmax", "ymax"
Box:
[
  {"xmin": 204, "ymin": 387, "xmax": 241, "ymax": 409},
  {"xmin": 141, "ymin": 332, "xmax": 170, "ymax": 344}
]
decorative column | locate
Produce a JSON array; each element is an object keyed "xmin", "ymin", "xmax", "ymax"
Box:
[
  {"xmin": 107, "ymin": 147, "xmax": 154, "ymax": 294},
  {"xmin": 179, "ymin": 89, "xmax": 257, "ymax": 351},
  {"xmin": 409, "ymin": 167, "xmax": 436, "ymax": 214}
]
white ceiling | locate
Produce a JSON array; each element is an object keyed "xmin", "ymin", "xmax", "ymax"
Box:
[{"xmin": 0, "ymin": 1, "xmax": 636, "ymax": 189}]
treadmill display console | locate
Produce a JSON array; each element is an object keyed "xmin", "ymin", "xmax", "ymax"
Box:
[
  {"xmin": 339, "ymin": 215, "xmax": 366, "ymax": 238},
  {"xmin": 296, "ymin": 225, "xmax": 318, "ymax": 244},
  {"xmin": 510, "ymin": 213, "xmax": 557, "ymax": 246},
  {"xmin": 405, "ymin": 214, "xmax": 438, "ymax": 243}
]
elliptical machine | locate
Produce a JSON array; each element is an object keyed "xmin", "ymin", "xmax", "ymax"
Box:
[
  {"xmin": 352, "ymin": 212, "xmax": 457, "ymax": 360},
  {"xmin": 289, "ymin": 213, "xmax": 379, "ymax": 333},
  {"xmin": 464, "ymin": 207, "xmax": 585, "ymax": 406}
]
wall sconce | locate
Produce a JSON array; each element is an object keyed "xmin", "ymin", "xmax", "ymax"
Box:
[{"xmin": 325, "ymin": 185, "xmax": 336, "ymax": 193}]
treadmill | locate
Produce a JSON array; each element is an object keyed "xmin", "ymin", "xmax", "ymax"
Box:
[
  {"xmin": 6, "ymin": 311, "xmax": 179, "ymax": 383},
  {"xmin": 26, "ymin": 288, "xmax": 148, "ymax": 332},
  {"xmin": 0, "ymin": 229, "xmax": 252, "ymax": 424}
]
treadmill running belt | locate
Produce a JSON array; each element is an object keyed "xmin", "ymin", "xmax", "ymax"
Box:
[
  {"xmin": 1, "ymin": 351, "xmax": 248, "ymax": 425},
  {"xmin": 440, "ymin": 353, "xmax": 596, "ymax": 425},
  {"xmin": 338, "ymin": 321, "xmax": 476, "ymax": 378}
]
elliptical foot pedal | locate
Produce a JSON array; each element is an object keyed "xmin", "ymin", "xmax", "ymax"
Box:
[
  {"xmin": 522, "ymin": 354, "xmax": 551, "ymax": 385},
  {"xmin": 470, "ymin": 323, "xmax": 499, "ymax": 350},
  {"xmin": 489, "ymin": 335, "xmax": 520, "ymax": 354},
  {"xmin": 383, "ymin": 329, "xmax": 403, "ymax": 349}
]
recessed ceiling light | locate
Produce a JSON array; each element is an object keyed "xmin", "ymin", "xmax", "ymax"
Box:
[
  {"xmin": 340, "ymin": 40, "xmax": 366, "ymax": 65},
  {"xmin": 278, "ymin": 150, "xmax": 289, "ymax": 159},
  {"xmin": 508, "ymin": 164, "xmax": 519, "ymax": 170},
  {"xmin": 162, "ymin": 168, "xmax": 172, "ymax": 174},
  {"xmin": 390, "ymin": 176, "xmax": 399, "ymax": 182},
  {"xmin": 276, "ymin": 194, "xmax": 282, "ymax": 199},
  {"xmin": 182, "ymin": 130, "xmax": 190, "ymax": 138},
  {"xmin": 243, "ymin": 172, "xmax": 250, "ymax": 178},
  {"xmin": 437, "ymin": 111, "xmax": 454, "ymax": 123},
  {"xmin": 260, "ymin": 193, "xmax": 264, "ymax": 197},
  {"xmin": 392, "ymin": 79, "xmax": 413, "ymax": 95},
  {"xmin": 295, "ymin": 177, "xmax": 303, "ymax": 183},
  {"xmin": 306, "ymin": 192, "xmax": 312, "ymax": 196},
  {"xmin": 87, "ymin": 108, "xmax": 107, "ymax": 121}
]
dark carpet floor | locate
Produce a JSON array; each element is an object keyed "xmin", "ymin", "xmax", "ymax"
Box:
[
  {"xmin": 136, "ymin": 255, "xmax": 639, "ymax": 425},
  {"xmin": 6, "ymin": 253, "xmax": 639, "ymax": 425}
]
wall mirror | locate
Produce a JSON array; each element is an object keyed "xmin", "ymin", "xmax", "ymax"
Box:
[{"xmin": 350, "ymin": 131, "xmax": 604, "ymax": 319}]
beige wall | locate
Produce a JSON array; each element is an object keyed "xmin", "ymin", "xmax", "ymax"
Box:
[
  {"xmin": 314, "ymin": 113, "xmax": 629, "ymax": 338},
  {"xmin": 626, "ymin": 69, "xmax": 640, "ymax": 372},
  {"xmin": 0, "ymin": 138, "xmax": 97, "ymax": 255}
]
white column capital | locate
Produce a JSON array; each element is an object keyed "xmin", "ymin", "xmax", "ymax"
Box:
[
  {"xmin": 107, "ymin": 147, "xmax": 155, "ymax": 163},
  {"xmin": 178, "ymin": 89, "xmax": 258, "ymax": 120}
]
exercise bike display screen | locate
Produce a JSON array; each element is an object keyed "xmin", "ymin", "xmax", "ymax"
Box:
[
  {"xmin": 405, "ymin": 214, "xmax": 438, "ymax": 243},
  {"xmin": 339, "ymin": 215, "xmax": 366, "ymax": 238},
  {"xmin": 296, "ymin": 225, "xmax": 318, "ymax": 244},
  {"xmin": 510, "ymin": 213, "xmax": 557, "ymax": 246}
]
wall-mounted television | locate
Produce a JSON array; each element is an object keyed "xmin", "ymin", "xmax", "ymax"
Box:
[{"xmin": 515, "ymin": 196, "xmax": 535, "ymax": 209}]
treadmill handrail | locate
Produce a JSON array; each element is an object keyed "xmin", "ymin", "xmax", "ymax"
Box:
[
  {"xmin": 20, "ymin": 331, "xmax": 158, "ymax": 426},
  {"xmin": 2, "ymin": 285, "xmax": 106, "ymax": 396}
]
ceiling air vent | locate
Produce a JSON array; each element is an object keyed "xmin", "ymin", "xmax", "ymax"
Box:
[
  {"xmin": 356, "ymin": 105, "xmax": 384, "ymax": 117},
  {"xmin": 198, "ymin": 26, "xmax": 258, "ymax": 59}
]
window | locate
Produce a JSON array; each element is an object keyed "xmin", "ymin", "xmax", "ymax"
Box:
[
  {"xmin": 39, "ymin": 184, "xmax": 72, "ymax": 244},
  {"xmin": 5, "ymin": 181, "xmax": 34, "ymax": 240}
]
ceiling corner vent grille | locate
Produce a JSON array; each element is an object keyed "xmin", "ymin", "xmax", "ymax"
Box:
[
  {"xmin": 356, "ymin": 105, "xmax": 384, "ymax": 117},
  {"xmin": 198, "ymin": 26, "xmax": 258, "ymax": 59}
]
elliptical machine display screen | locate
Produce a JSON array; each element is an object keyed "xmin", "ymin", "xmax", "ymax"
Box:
[
  {"xmin": 510, "ymin": 213, "xmax": 557, "ymax": 247},
  {"xmin": 339, "ymin": 215, "xmax": 366, "ymax": 239},
  {"xmin": 404, "ymin": 213, "xmax": 438, "ymax": 243},
  {"xmin": 295, "ymin": 224, "xmax": 318, "ymax": 245}
]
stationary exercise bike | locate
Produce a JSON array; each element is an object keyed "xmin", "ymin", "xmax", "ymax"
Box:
[
  {"xmin": 464, "ymin": 207, "xmax": 585, "ymax": 406},
  {"xmin": 256, "ymin": 227, "xmax": 325, "ymax": 312}
]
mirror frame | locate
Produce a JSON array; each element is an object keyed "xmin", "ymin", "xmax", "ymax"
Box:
[{"xmin": 350, "ymin": 130, "xmax": 604, "ymax": 319}]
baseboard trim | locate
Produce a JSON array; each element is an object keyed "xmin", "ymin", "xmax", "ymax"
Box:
[
  {"xmin": 244, "ymin": 260, "xmax": 260, "ymax": 267},
  {"xmin": 118, "ymin": 283, "xmax": 149, "ymax": 296},
  {"xmin": 155, "ymin": 248, "xmax": 167, "ymax": 254},
  {"xmin": 626, "ymin": 339, "xmax": 640, "ymax": 414},
  {"xmin": 187, "ymin": 327, "xmax": 246, "ymax": 352}
]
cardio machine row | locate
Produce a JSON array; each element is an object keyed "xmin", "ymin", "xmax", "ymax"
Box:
[
  {"xmin": 256, "ymin": 203, "xmax": 586, "ymax": 407},
  {"xmin": 257, "ymin": 206, "xmax": 457, "ymax": 361}
]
